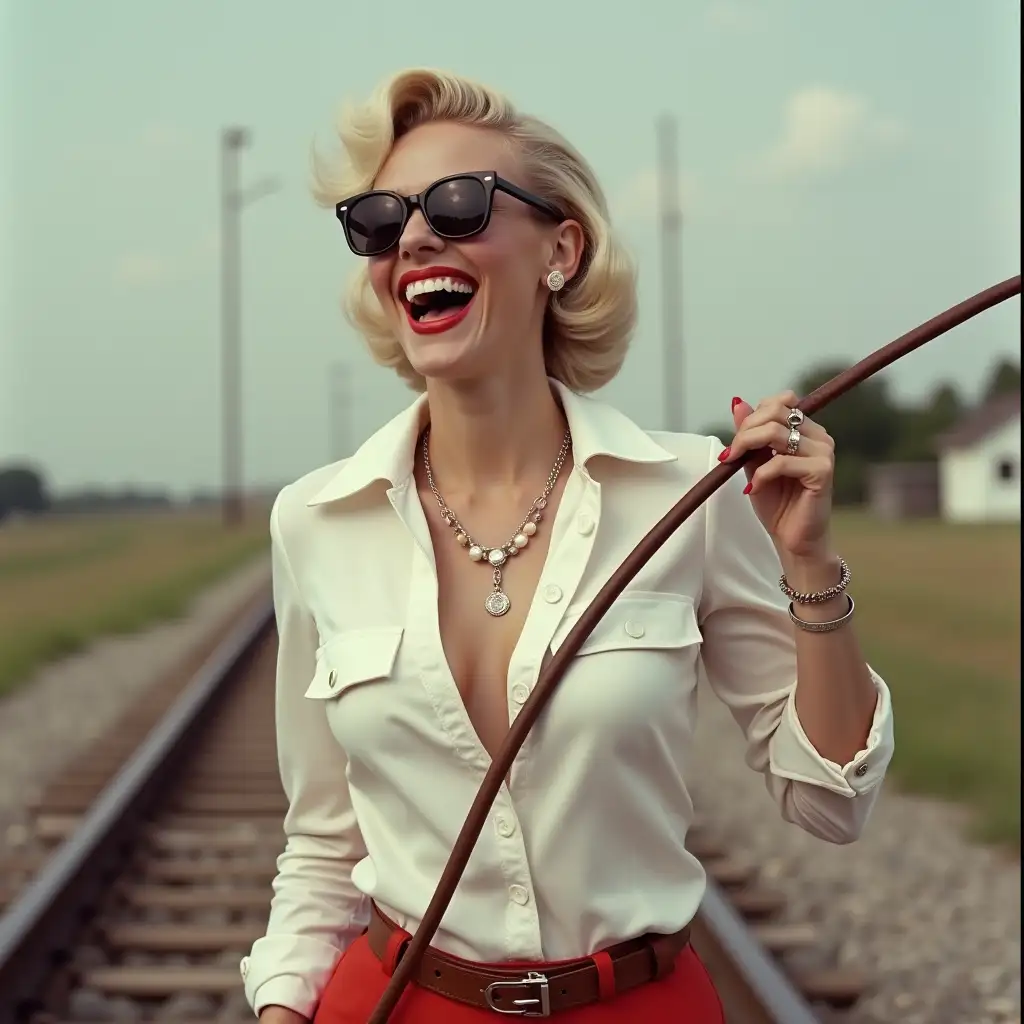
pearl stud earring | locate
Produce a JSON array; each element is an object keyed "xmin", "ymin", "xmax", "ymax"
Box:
[{"xmin": 546, "ymin": 270, "xmax": 565, "ymax": 292}]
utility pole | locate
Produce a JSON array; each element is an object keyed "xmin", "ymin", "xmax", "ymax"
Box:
[
  {"xmin": 219, "ymin": 127, "xmax": 278, "ymax": 528},
  {"xmin": 220, "ymin": 127, "xmax": 246, "ymax": 527},
  {"xmin": 657, "ymin": 114, "xmax": 685, "ymax": 433},
  {"xmin": 328, "ymin": 361, "xmax": 349, "ymax": 462}
]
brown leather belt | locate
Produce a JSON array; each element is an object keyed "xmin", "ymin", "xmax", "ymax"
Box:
[{"xmin": 367, "ymin": 902, "xmax": 691, "ymax": 1016}]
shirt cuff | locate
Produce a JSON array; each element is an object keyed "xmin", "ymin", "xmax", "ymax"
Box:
[
  {"xmin": 242, "ymin": 933, "xmax": 345, "ymax": 1016},
  {"xmin": 768, "ymin": 665, "xmax": 894, "ymax": 797}
]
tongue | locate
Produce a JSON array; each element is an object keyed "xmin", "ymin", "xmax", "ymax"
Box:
[{"xmin": 419, "ymin": 307, "xmax": 461, "ymax": 323}]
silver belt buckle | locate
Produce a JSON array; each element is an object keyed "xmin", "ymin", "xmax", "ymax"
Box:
[{"xmin": 483, "ymin": 971, "xmax": 551, "ymax": 1016}]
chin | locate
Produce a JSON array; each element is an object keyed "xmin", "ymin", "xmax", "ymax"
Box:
[
  {"xmin": 404, "ymin": 332, "xmax": 488, "ymax": 383},
  {"xmin": 398, "ymin": 296, "xmax": 491, "ymax": 381}
]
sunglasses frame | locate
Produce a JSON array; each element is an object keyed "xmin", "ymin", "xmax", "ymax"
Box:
[{"xmin": 335, "ymin": 170, "xmax": 565, "ymax": 257}]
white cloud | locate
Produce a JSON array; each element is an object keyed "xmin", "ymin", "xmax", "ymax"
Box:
[
  {"xmin": 610, "ymin": 168, "xmax": 701, "ymax": 224},
  {"xmin": 112, "ymin": 251, "xmax": 169, "ymax": 288},
  {"xmin": 705, "ymin": 0, "xmax": 758, "ymax": 33},
  {"xmin": 112, "ymin": 228, "xmax": 219, "ymax": 290},
  {"xmin": 752, "ymin": 86, "xmax": 904, "ymax": 179}
]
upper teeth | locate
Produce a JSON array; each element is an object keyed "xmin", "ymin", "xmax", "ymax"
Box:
[{"xmin": 405, "ymin": 277, "xmax": 474, "ymax": 302}]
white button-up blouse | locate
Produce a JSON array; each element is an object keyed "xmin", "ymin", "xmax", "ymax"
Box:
[{"xmin": 242, "ymin": 380, "xmax": 894, "ymax": 1016}]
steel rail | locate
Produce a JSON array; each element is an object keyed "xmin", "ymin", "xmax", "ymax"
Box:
[
  {"xmin": 0, "ymin": 596, "xmax": 275, "ymax": 1021},
  {"xmin": 692, "ymin": 881, "xmax": 825, "ymax": 1024}
]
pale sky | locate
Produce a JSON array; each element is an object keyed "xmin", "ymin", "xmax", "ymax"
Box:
[{"xmin": 1, "ymin": 0, "xmax": 1020, "ymax": 495}]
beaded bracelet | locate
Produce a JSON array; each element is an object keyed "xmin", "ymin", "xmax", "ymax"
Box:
[{"xmin": 779, "ymin": 556, "xmax": 851, "ymax": 604}]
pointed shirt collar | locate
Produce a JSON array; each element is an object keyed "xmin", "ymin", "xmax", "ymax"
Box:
[{"xmin": 306, "ymin": 379, "xmax": 676, "ymax": 507}]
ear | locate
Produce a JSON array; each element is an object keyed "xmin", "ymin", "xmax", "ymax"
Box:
[{"xmin": 545, "ymin": 219, "xmax": 585, "ymax": 286}]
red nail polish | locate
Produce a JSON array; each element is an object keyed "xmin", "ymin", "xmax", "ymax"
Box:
[
  {"xmin": 731, "ymin": 396, "xmax": 743, "ymax": 410},
  {"xmin": 718, "ymin": 447, "xmax": 731, "ymax": 462},
  {"xmin": 742, "ymin": 482, "xmax": 753, "ymax": 495}
]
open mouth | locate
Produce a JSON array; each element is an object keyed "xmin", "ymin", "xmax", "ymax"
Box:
[{"xmin": 399, "ymin": 271, "xmax": 478, "ymax": 334}]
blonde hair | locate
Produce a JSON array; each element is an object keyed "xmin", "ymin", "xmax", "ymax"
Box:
[{"xmin": 312, "ymin": 69, "xmax": 637, "ymax": 392}]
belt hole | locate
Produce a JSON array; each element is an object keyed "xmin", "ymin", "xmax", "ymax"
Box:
[{"xmin": 434, "ymin": 969, "xmax": 442, "ymax": 978}]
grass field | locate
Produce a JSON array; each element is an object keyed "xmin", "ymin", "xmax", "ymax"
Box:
[
  {"xmin": 1, "ymin": 507, "xmax": 1018, "ymax": 848},
  {"xmin": 832, "ymin": 512, "xmax": 1020, "ymax": 849},
  {"xmin": 0, "ymin": 509, "xmax": 270, "ymax": 698}
]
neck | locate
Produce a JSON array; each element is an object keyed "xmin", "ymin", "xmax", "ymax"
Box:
[{"xmin": 423, "ymin": 369, "xmax": 568, "ymax": 490}]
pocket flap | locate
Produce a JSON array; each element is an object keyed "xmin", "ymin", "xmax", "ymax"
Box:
[
  {"xmin": 553, "ymin": 592, "xmax": 702, "ymax": 657},
  {"xmin": 304, "ymin": 627, "xmax": 404, "ymax": 699}
]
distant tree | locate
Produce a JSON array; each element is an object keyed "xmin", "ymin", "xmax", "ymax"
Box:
[
  {"xmin": 794, "ymin": 364, "xmax": 903, "ymax": 464},
  {"xmin": 890, "ymin": 381, "xmax": 965, "ymax": 462},
  {"xmin": 982, "ymin": 358, "xmax": 1021, "ymax": 400},
  {"xmin": 0, "ymin": 465, "xmax": 50, "ymax": 519},
  {"xmin": 792, "ymin": 364, "xmax": 904, "ymax": 505}
]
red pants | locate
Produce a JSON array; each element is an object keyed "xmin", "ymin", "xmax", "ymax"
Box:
[{"xmin": 314, "ymin": 932, "xmax": 725, "ymax": 1023}]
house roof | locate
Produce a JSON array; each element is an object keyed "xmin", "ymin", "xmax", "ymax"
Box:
[{"xmin": 937, "ymin": 391, "xmax": 1021, "ymax": 451}]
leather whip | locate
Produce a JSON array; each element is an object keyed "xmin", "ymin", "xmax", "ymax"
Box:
[{"xmin": 366, "ymin": 274, "xmax": 1021, "ymax": 1024}]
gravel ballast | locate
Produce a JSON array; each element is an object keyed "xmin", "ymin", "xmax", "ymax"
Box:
[
  {"xmin": 692, "ymin": 683, "xmax": 1020, "ymax": 1024},
  {"xmin": 0, "ymin": 557, "xmax": 270, "ymax": 848}
]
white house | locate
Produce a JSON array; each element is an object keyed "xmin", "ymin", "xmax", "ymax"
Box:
[{"xmin": 937, "ymin": 392, "xmax": 1021, "ymax": 523}]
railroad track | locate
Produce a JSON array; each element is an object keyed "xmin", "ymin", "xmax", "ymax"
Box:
[{"xmin": 0, "ymin": 602, "xmax": 867, "ymax": 1024}]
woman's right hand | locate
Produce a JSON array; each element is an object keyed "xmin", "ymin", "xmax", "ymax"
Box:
[{"xmin": 259, "ymin": 1008, "xmax": 309, "ymax": 1024}]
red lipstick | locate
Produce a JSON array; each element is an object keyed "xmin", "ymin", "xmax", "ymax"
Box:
[{"xmin": 397, "ymin": 265, "xmax": 478, "ymax": 336}]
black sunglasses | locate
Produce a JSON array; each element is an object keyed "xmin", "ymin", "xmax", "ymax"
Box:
[{"xmin": 335, "ymin": 170, "xmax": 564, "ymax": 257}]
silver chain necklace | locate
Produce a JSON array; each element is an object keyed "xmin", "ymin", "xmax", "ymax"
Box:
[{"xmin": 421, "ymin": 427, "xmax": 572, "ymax": 617}]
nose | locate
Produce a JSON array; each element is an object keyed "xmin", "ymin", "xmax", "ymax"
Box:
[{"xmin": 398, "ymin": 207, "xmax": 445, "ymax": 259}]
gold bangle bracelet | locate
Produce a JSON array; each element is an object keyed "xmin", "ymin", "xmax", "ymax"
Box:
[{"xmin": 789, "ymin": 595, "xmax": 855, "ymax": 633}]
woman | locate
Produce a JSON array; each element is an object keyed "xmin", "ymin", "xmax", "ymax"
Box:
[{"xmin": 243, "ymin": 69, "xmax": 894, "ymax": 1023}]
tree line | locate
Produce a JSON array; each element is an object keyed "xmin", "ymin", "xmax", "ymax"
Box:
[
  {"xmin": 1, "ymin": 357, "xmax": 1019, "ymax": 520},
  {"xmin": 703, "ymin": 356, "xmax": 1019, "ymax": 505}
]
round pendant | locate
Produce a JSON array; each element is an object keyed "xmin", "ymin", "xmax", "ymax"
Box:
[
  {"xmin": 487, "ymin": 548, "xmax": 507, "ymax": 567},
  {"xmin": 485, "ymin": 590, "xmax": 511, "ymax": 617}
]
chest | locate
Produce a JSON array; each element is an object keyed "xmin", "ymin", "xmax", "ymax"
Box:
[
  {"xmin": 421, "ymin": 473, "xmax": 569, "ymax": 755},
  {"xmin": 298, "ymin": 469, "xmax": 709, "ymax": 769}
]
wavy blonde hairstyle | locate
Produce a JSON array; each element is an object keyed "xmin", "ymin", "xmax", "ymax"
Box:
[{"xmin": 312, "ymin": 69, "xmax": 637, "ymax": 393}]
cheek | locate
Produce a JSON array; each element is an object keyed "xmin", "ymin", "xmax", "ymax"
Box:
[
  {"xmin": 461, "ymin": 235, "xmax": 538, "ymax": 299},
  {"xmin": 367, "ymin": 258, "xmax": 396, "ymax": 308}
]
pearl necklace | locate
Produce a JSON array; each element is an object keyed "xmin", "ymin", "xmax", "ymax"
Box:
[{"xmin": 421, "ymin": 427, "xmax": 573, "ymax": 617}]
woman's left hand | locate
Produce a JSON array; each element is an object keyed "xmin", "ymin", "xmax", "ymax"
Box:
[{"xmin": 719, "ymin": 391, "xmax": 835, "ymax": 561}]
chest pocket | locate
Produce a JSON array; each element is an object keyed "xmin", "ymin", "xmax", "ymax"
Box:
[
  {"xmin": 553, "ymin": 591, "xmax": 703, "ymax": 657},
  {"xmin": 304, "ymin": 627, "xmax": 404, "ymax": 700}
]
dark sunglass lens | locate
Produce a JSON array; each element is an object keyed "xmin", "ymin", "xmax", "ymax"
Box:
[
  {"xmin": 424, "ymin": 177, "xmax": 488, "ymax": 238},
  {"xmin": 345, "ymin": 193, "xmax": 404, "ymax": 254}
]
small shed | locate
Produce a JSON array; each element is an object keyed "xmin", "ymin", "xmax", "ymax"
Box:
[{"xmin": 867, "ymin": 463, "xmax": 940, "ymax": 519}]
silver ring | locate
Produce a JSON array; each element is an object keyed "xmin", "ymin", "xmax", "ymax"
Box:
[
  {"xmin": 785, "ymin": 426, "xmax": 801, "ymax": 456},
  {"xmin": 787, "ymin": 408, "xmax": 805, "ymax": 429}
]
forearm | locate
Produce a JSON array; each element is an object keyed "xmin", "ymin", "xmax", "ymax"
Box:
[
  {"xmin": 260, "ymin": 1008, "xmax": 308, "ymax": 1024},
  {"xmin": 781, "ymin": 550, "xmax": 878, "ymax": 765}
]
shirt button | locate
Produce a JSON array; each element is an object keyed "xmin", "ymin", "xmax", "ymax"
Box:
[
  {"xmin": 854, "ymin": 763, "xmax": 869, "ymax": 777},
  {"xmin": 240, "ymin": 956, "xmax": 250, "ymax": 978},
  {"xmin": 511, "ymin": 683, "xmax": 530, "ymax": 705},
  {"xmin": 328, "ymin": 671, "xmax": 337, "ymax": 689},
  {"xmin": 509, "ymin": 884, "xmax": 530, "ymax": 906},
  {"xmin": 495, "ymin": 816, "xmax": 517, "ymax": 838},
  {"xmin": 543, "ymin": 584, "xmax": 563, "ymax": 604},
  {"xmin": 576, "ymin": 513, "xmax": 595, "ymax": 536},
  {"xmin": 624, "ymin": 621, "xmax": 645, "ymax": 639}
]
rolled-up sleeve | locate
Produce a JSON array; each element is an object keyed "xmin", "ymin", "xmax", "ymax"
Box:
[
  {"xmin": 697, "ymin": 438, "xmax": 894, "ymax": 844},
  {"xmin": 241, "ymin": 490, "xmax": 370, "ymax": 1015}
]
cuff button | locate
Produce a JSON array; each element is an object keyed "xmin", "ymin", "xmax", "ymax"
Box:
[{"xmin": 854, "ymin": 763, "xmax": 868, "ymax": 777}]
